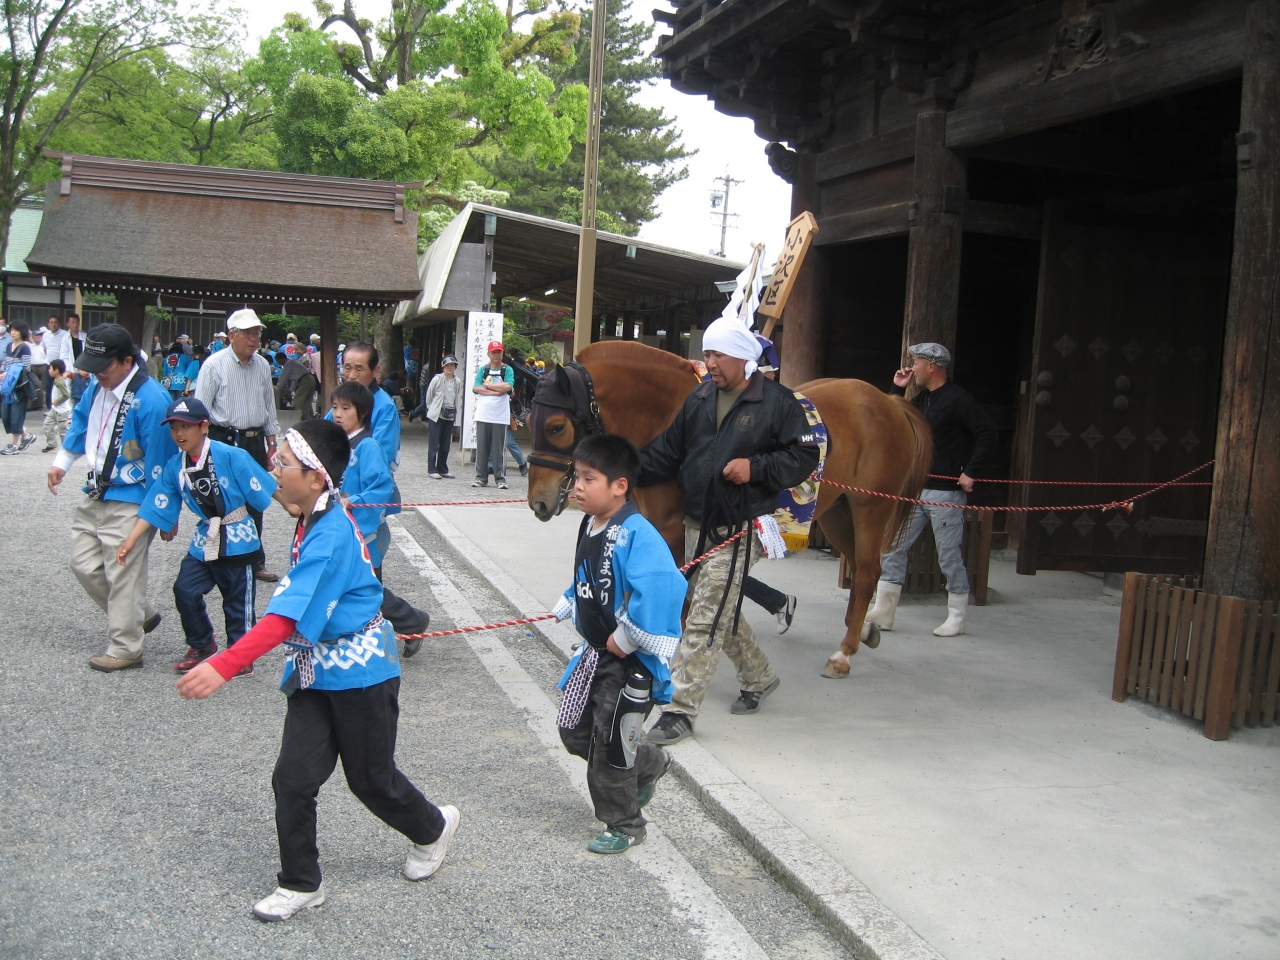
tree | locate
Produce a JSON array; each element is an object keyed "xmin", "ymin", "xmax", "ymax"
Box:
[
  {"xmin": 480, "ymin": 0, "xmax": 690, "ymax": 235},
  {"xmin": 263, "ymin": 2, "xmax": 587, "ymax": 203},
  {"xmin": 36, "ymin": 45, "xmax": 276, "ymax": 171},
  {"xmin": 0, "ymin": 0, "xmax": 226, "ymax": 263}
]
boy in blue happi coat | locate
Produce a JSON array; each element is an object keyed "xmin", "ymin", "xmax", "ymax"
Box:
[
  {"xmin": 176, "ymin": 418, "xmax": 459, "ymax": 923},
  {"xmin": 552, "ymin": 434, "xmax": 688, "ymax": 854},
  {"xmin": 118, "ymin": 397, "xmax": 279, "ymax": 675}
]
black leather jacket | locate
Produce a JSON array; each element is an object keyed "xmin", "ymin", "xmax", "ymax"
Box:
[{"xmin": 639, "ymin": 372, "xmax": 821, "ymax": 525}]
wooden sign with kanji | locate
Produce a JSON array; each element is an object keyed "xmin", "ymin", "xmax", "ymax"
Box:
[{"xmin": 757, "ymin": 211, "xmax": 818, "ymax": 333}]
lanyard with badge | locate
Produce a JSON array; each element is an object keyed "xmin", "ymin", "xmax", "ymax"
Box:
[{"xmin": 88, "ymin": 368, "xmax": 147, "ymax": 500}]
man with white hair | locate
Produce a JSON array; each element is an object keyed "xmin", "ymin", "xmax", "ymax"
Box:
[
  {"xmin": 195, "ymin": 309, "xmax": 281, "ymax": 582},
  {"xmin": 863, "ymin": 342, "xmax": 997, "ymax": 638},
  {"xmin": 638, "ymin": 316, "xmax": 821, "ymax": 744}
]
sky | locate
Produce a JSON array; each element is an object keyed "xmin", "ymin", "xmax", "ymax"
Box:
[{"xmin": 240, "ymin": 0, "xmax": 794, "ymax": 267}]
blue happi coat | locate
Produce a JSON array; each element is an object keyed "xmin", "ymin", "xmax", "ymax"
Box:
[
  {"xmin": 139, "ymin": 440, "xmax": 278, "ymax": 562},
  {"xmin": 326, "ymin": 386, "xmax": 401, "ymax": 514},
  {"xmin": 553, "ymin": 506, "xmax": 688, "ymax": 704},
  {"xmin": 340, "ymin": 431, "xmax": 394, "ymax": 568},
  {"xmin": 161, "ymin": 351, "xmax": 198, "ymax": 392},
  {"xmin": 62, "ymin": 375, "xmax": 178, "ymax": 505},
  {"xmin": 272, "ymin": 505, "xmax": 397, "ymax": 692}
]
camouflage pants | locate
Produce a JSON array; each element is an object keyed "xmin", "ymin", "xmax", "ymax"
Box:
[{"xmin": 668, "ymin": 521, "xmax": 775, "ymax": 719}]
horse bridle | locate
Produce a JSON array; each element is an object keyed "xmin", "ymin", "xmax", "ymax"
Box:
[{"xmin": 528, "ymin": 361, "xmax": 606, "ymax": 515}]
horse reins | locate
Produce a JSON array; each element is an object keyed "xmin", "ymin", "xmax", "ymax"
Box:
[{"xmin": 528, "ymin": 361, "xmax": 607, "ymax": 515}]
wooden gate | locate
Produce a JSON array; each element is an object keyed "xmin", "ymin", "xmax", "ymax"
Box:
[{"xmin": 1016, "ymin": 205, "xmax": 1226, "ymax": 575}]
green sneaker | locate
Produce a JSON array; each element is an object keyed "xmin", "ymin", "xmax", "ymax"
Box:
[
  {"xmin": 587, "ymin": 829, "xmax": 644, "ymax": 855},
  {"xmin": 637, "ymin": 752, "xmax": 673, "ymax": 809}
]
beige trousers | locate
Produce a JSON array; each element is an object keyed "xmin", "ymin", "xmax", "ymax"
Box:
[
  {"xmin": 70, "ymin": 497, "xmax": 158, "ymax": 660},
  {"xmin": 667, "ymin": 521, "xmax": 774, "ymax": 719}
]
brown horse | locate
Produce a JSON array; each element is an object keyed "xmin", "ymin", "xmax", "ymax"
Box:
[{"xmin": 526, "ymin": 341, "xmax": 931, "ymax": 678}]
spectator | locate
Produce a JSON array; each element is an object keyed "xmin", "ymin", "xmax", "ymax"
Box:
[
  {"xmin": 41, "ymin": 358, "xmax": 72, "ymax": 452},
  {"xmin": 61, "ymin": 314, "xmax": 88, "ymax": 403},
  {"xmin": 208, "ymin": 331, "xmax": 228, "ymax": 353},
  {"xmin": 43, "ymin": 316, "xmax": 68, "ymax": 402},
  {"xmin": 417, "ymin": 355, "xmax": 460, "ymax": 479},
  {"xmin": 0, "ymin": 320, "xmax": 11, "ymax": 355},
  {"xmin": 865, "ymin": 342, "xmax": 997, "ymax": 638},
  {"xmin": 471, "ymin": 341, "xmax": 514, "ymax": 489},
  {"xmin": 46, "ymin": 324, "xmax": 177, "ymax": 671},
  {"xmin": 186, "ymin": 343, "xmax": 206, "ymax": 395},
  {"xmin": 639, "ymin": 317, "xmax": 821, "ymax": 745},
  {"xmin": 1, "ymin": 321, "xmax": 38, "ymax": 454},
  {"xmin": 160, "ymin": 338, "xmax": 197, "ymax": 399},
  {"xmin": 28, "ymin": 328, "xmax": 48, "ymax": 411},
  {"xmin": 194, "ymin": 309, "xmax": 281, "ymax": 582}
]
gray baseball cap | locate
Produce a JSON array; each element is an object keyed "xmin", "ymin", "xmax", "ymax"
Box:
[{"xmin": 908, "ymin": 342, "xmax": 951, "ymax": 368}]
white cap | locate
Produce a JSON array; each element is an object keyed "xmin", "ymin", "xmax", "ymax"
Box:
[
  {"xmin": 226, "ymin": 308, "xmax": 264, "ymax": 332},
  {"xmin": 309, "ymin": 333, "xmax": 321, "ymax": 342},
  {"xmin": 214, "ymin": 331, "xmax": 227, "ymax": 339},
  {"xmin": 338, "ymin": 343, "xmax": 346, "ymax": 350},
  {"xmin": 286, "ymin": 332, "xmax": 297, "ymax": 341}
]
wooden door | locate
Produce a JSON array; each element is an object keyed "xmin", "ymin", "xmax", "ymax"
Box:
[{"xmin": 1016, "ymin": 206, "xmax": 1226, "ymax": 574}]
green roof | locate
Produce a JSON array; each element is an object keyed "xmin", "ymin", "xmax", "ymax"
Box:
[{"xmin": 5, "ymin": 200, "xmax": 44, "ymax": 274}]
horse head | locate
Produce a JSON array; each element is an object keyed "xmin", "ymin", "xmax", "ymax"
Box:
[{"xmin": 526, "ymin": 362, "xmax": 602, "ymax": 522}]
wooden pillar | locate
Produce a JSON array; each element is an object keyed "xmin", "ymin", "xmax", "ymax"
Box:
[
  {"xmin": 621, "ymin": 309, "xmax": 636, "ymax": 340},
  {"xmin": 1204, "ymin": 0, "xmax": 1280, "ymax": 600},
  {"xmin": 318, "ymin": 304, "xmax": 338, "ymax": 411},
  {"xmin": 780, "ymin": 152, "xmax": 826, "ymax": 385},
  {"xmin": 664, "ymin": 305, "xmax": 680, "ymax": 355},
  {"xmin": 902, "ymin": 110, "xmax": 966, "ymax": 359},
  {"xmin": 113, "ymin": 290, "xmax": 145, "ymax": 343}
]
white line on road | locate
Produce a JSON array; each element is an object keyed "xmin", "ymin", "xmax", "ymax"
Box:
[{"xmin": 389, "ymin": 518, "xmax": 771, "ymax": 960}]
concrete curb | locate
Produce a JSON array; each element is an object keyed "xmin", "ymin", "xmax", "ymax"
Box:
[{"xmin": 416, "ymin": 506, "xmax": 946, "ymax": 960}]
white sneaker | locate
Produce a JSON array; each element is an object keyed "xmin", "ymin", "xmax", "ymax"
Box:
[
  {"xmin": 429, "ymin": 472, "xmax": 442, "ymax": 479},
  {"xmin": 404, "ymin": 804, "xmax": 461, "ymax": 881},
  {"xmin": 776, "ymin": 595, "xmax": 797, "ymax": 634},
  {"xmin": 252, "ymin": 885, "xmax": 326, "ymax": 922}
]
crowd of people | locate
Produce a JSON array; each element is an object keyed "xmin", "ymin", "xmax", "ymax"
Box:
[{"xmin": 20, "ymin": 303, "xmax": 993, "ymax": 923}]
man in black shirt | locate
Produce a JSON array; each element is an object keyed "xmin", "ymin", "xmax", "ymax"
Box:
[{"xmin": 867, "ymin": 342, "xmax": 997, "ymax": 637}]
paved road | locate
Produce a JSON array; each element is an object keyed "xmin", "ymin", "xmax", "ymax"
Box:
[{"xmin": 0, "ymin": 414, "xmax": 850, "ymax": 960}]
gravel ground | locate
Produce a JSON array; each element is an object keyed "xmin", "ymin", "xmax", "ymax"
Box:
[{"xmin": 0, "ymin": 412, "xmax": 850, "ymax": 960}]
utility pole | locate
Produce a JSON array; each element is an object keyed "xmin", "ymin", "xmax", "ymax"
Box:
[
  {"xmin": 710, "ymin": 170, "xmax": 743, "ymax": 258},
  {"xmin": 572, "ymin": 0, "xmax": 607, "ymax": 360}
]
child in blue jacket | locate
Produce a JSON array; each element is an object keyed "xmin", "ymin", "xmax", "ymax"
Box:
[
  {"xmin": 176, "ymin": 418, "xmax": 459, "ymax": 923},
  {"xmin": 117, "ymin": 397, "xmax": 278, "ymax": 675},
  {"xmin": 552, "ymin": 434, "xmax": 688, "ymax": 854}
]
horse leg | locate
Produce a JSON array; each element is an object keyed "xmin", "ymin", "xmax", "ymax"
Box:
[
  {"xmin": 846, "ymin": 501, "xmax": 893, "ymax": 653},
  {"xmin": 816, "ymin": 495, "xmax": 859, "ymax": 679}
]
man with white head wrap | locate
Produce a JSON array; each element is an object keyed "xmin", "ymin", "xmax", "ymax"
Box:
[{"xmin": 638, "ymin": 315, "xmax": 821, "ymax": 744}]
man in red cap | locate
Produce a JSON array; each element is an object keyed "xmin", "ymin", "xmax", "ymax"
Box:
[{"xmin": 471, "ymin": 341, "xmax": 514, "ymax": 489}]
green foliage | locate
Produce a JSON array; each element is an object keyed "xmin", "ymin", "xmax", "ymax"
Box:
[{"xmin": 481, "ymin": 0, "xmax": 689, "ymax": 235}]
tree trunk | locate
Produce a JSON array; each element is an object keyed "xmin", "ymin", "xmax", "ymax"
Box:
[
  {"xmin": 0, "ymin": 193, "xmax": 17, "ymax": 273},
  {"xmin": 373, "ymin": 307, "xmax": 405, "ymax": 381}
]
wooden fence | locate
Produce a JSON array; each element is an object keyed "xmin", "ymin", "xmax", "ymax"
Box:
[{"xmin": 1112, "ymin": 573, "xmax": 1280, "ymax": 740}]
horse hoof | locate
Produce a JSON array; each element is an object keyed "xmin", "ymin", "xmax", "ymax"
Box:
[
  {"xmin": 864, "ymin": 623, "xmax": 881, "ymax": 649},
  {"xmin": 820, "ymin": 659, "xmax": 850, "ymax": 679}
]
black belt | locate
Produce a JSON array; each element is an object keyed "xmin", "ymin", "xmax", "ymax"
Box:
[{"xmin": 211, "ymin": 424, "xmax": 267, "ymax": 441}]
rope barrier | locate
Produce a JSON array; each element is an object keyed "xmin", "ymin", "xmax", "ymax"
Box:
[
  {"xmin": 351, "ymin": 498, "xmax": 527, "ymax": 508},
  {"xmin": 926, "ymin": 473, "xmax": 1213, "ymax": 487},
  {"xmin": 393, "ymin": 527, "xmax": 748, "ymax": 641},
  {"xmin": 819, "ymin": 461, "xmax": 1215, "ymax": 514}
]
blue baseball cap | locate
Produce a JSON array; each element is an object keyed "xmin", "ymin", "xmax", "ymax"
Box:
[{"xmin": 162, "ymin": 397, "xmax": 211, "ymax": 424}]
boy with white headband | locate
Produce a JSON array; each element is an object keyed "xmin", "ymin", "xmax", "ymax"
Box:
[
  {"xmin": 117, "ymin": 397, "xmax": 278, "ymax": 676},
  {"xmin": 176, "ymin": 418, "xmax": 459, "ymax": 922}
]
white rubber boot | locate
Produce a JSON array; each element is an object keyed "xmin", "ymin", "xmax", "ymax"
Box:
[
  {"xmin": 865, "ymin": 582, "xmax": 902, "ymax": 632},
  {"xmin": 933, "ymin": 592, "xmax": 968, "ymax": 637}
]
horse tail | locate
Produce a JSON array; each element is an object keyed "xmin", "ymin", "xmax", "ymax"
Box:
[{"xmin": 882, "ymin": 396, "xmax": 933, "ymax": 553}]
